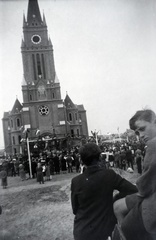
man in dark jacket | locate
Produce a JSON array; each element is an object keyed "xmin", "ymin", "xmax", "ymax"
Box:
[{"xmin": 71, "ymin": 143, "xmax": 137, "ymax": 240}]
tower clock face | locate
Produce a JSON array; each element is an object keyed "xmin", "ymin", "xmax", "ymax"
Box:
[{"xmin": 31, "ymin": 35, "xmax": 41, "ymax": 44}]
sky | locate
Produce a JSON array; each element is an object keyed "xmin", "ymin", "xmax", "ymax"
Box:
[{"xmin": 0, "ymin": 0, "xmax": 156, "ymax": 149}]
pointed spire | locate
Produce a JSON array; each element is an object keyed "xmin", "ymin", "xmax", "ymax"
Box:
[
  {"xmin": 21, "ymin": 38, "xmax": 25, "ymax": 48},
  {"xmin": 48, "ymin": 37, "xmax": 52, "ymax": 46},
  {"xmin": 23, "ymin": 13, "xmax": 26, "ymax": 27},
  {"xmin": 64, "ymin": 94, "xmax": 76, "ymax": 109},
  {"xmin": 11, "ymin": 99, "xmax": 23, "ymax": 114},
  {"xmin": 27, "ymin": 0, "xmax": 42, "ymax": 25},
  {"xmin": 43, "ymin": 12, "xmax": 47, "ymax": 26},
  {"xmin": 22, "ymin": 75, "xmax": 27, "ymax": 86},
  {"xmin": 54, "ymin": 73, "xmax": 59, "ymax": 83}
]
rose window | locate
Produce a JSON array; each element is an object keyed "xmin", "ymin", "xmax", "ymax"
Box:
[{"xmin": 38, "ymin": 106, "xmax": 49, "ymax": 116}]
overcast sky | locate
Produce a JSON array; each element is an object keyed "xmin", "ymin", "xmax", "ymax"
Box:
[{"xmin": 0, "ymin": 0, "xmax": 156, "ymax": 149}]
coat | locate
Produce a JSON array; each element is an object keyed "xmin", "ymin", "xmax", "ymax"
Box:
[
  {"xmin": 71, "ymin": 165, "xmax": 137, "ymax": 240},
  {"xmin": 0, "ymin": 170, "xmax": 7, "ymax": 187},
  {"xmin": 122, "ymin": 137, "xmax": 156, "ymax": 240}
]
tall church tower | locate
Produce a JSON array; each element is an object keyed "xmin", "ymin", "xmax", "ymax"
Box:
[
  {"xmin": 21, "ymin": 0, "xmax": 67, "ymax": 138},
  {"xmin": 2, "ymin": 0, "xmax": 88, "ymax": 156}
]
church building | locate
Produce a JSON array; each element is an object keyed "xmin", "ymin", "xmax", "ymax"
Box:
[{"xmin": 2, "ymin": 0, "xmax": 88, "ymax": 156}]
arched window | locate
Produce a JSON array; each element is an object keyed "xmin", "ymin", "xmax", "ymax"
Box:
[
  {"xmin": 42, "ymin": 54, "xmax": 46, "ymax": 79},
  {"xmin": 37, "ymin": 53, "xmax": 42, "ymax": 77},
  {"xmin": 11, "ymin": 119, "xmax": 13, "ymax": 128},
  {"xmin": 32, "ymin": 54, "xmax": 37, "ymax": 80},
  {"xmin": 69, "ymin": 113, "xmax": 72, "ymax": 122},
  {"xmin": 77, "ymin": 129, "xmax": 79, "ymax": 137},
  {"xmin": 18, "ymin": 136, "xmax": 21, "ymax": 144},
  {"xmin": 75, "ymin": 113, "xmax": 78, "ymax": 121},
  {"xmin": 71, "ymin": 129, "xmax": 74, "ymax": 137},
  {"xmin": 79, "ymin": 114, "xmax": 82, "ymax": 123},
  {"xmin": 17, "ymin": 118, "xmax": 20, "ymax": 127},
  {"xmin": 30, "ymin": 94, "xmax": 32, "ymax": 101},
  {"xmin": 12, "ymin": 136, "xmax": 15, "ymax": 145}
]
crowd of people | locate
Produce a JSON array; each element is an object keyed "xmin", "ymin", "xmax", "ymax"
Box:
[
  {"xmin": 0, "ymin": 150, "xmax": 80, "ymax": 186},
  {"xmin": 1, "ymin": 108, "xmax": 156, "ymax": 240},
  {"xmin": 0, "ymin": 139, "xmax": 144, "ymax": 188}
]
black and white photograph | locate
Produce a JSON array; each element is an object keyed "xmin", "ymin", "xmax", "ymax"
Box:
[{"xmin": 0, "ymin": 0, "xmax": 156, "ymax": 239}]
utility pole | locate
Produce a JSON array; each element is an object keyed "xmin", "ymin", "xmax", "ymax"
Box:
[{"xmin": 25, "ymin": 129, "xmax": 32, "ymax": 179}]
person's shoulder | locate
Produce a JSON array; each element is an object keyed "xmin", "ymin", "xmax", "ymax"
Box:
[
  {"xmin": 147, "ymin": 137, "xmax": 156, "ymax": 150},
  {"xmin": 71, "ymin": 173, "xmax": 84, "ymax": 183},
  {"xmin": 104, "ymin": 168, "xmax": 116, "ymax": 174},
  {"xmin": 100, "ymin": 168, "xmax": 119, "ymax": 178}
]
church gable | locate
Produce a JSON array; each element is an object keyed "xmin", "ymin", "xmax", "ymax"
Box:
[
  {"xmin": 76, "ymin": 104, "xmax": 85, "ymax": 111},
  {"xmin": 11, "ymin": 99, "xmax": 23, "ymax": 114},
  {"xmin": 64, "ymin": 94, "xmax": 76, "ymax": 109}
]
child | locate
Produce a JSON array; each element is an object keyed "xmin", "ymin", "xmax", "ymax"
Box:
[{"xmin": 0, "ymin": 168, "xmax": 8, "ymax": 189}]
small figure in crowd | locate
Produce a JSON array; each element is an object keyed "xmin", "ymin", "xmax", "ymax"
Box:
[
  {"xmin": 60, "ymin": 153, "xmax": 67, "ymax": 173},
  {"xmin": 53, "ymin": 153, "xmax": 60, "ymax": 174},
  {"xmin": 0, "ymin": 168, "xmax": 8, "ymax": 189},
  {"xmin": 71, "ymin": 143, "xmax": 137, "ymax": 240},
  {"xmin": 120, "ymin": 149, "xmax": 126, "ymax": 170},
  {"xmin": 19, "ymin": 163, "xmax": 26, "ymax": 181},
  {"xmin": 114, "ymin": 109, "xmax": 156, "ymax": 240},
  {"xmin": 36, "ymin": 162, "xmax": 44, "ymax": 184},
  {"xmin": 66, "ymin": 153, "xmax": 73, "ymax": 173},
  {"xmin": 75, "ymin": 153, "xmax": 80, "ymax": 173},
  {"xmin": 45, "ymin": 163, "xmax": 51, "ymax": 181}
]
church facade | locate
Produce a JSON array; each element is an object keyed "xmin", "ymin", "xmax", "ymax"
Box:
[{"xmin": 2, "ymin": 0, "xmax": 88, "ymax": 157}]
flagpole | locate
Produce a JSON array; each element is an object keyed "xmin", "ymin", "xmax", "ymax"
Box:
[
  {"xmin": 117, "ymin": 127, "xmax": 121, "ymax": 142},
  {"xmin": 95, "ymin": 130, "xmax": 99, "ymax": 145},
  {"xmin": 26, "ymin": 137, "xmax": 32, "ymax": 178}
]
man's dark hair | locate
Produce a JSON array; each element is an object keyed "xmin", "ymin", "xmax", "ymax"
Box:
[
  {"xmin": 129, "ymin": 109, "xmax": 156, "ymax": 130},
  {"xmin": 79, "ymin": 143, "xmax": 101, "ymax": 166}
]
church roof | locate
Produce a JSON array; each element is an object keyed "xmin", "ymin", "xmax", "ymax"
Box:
[
  {"xmin": 27, "ymin": 0, "xmax": 42, "ymax": 24},
  {"xmin": 76, "ymin": 104, "xmax": 85, "ymax": 111},
  {"xmin": 64, "ymin": 94, "xmax": 76, "ymax": 109},
  {"xmin": 3, "ymin": 112, "xmax": 9, "ymax": 119},
  {"xmin": 11, "ymin": 99, "xmax": 23, "ymax": 114}
]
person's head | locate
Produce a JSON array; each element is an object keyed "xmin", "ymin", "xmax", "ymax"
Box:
[
  {"xmin": 129, "ymin": 109, "xmax": 156, "ymax": 143},
  {"xmin": 79, "ymin": 143, "xmax": 101, "ymax": 166},
  {"xmin": 37, "ymin": 162, "xmax": 41, "ymax": 167}
]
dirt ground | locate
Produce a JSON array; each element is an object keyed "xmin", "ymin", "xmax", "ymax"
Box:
[{"xmin": 0, "ymin": 169, "xmax": 139, "ymax": 240}]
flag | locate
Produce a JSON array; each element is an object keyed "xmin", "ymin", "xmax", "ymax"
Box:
[
  {"xmin": 45, "ymin": 141, "xmax": 48, "ymax": 149},
  {"xmin": 91, "ymin": 131, "xmax": 96, "ymax": 138},
  {"xmin": 107, "ymin": 132, "xmax": 111, "ymax": 135},
  {"xmin": 35, "ymin": 128, "xmax": 40, "ymax": 135},
  {"xmin": 20, "ymin": 125, "xmax": 24, "ymax": 131},
  {"xmin": 20, "ymin": 146, "xmax": 23, "ymax": 154},
  {"xmin": 23, "ymin": 128, "xmax": 29, "ymax": 139},
  {"xmin": 25, "ymin": 129, "xmax": 29, "ymax": 139}
]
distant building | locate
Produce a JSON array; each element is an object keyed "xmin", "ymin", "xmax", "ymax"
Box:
[{"xmin": 2, "ymin": 0, "xmax": 88, "ymax": 157}]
